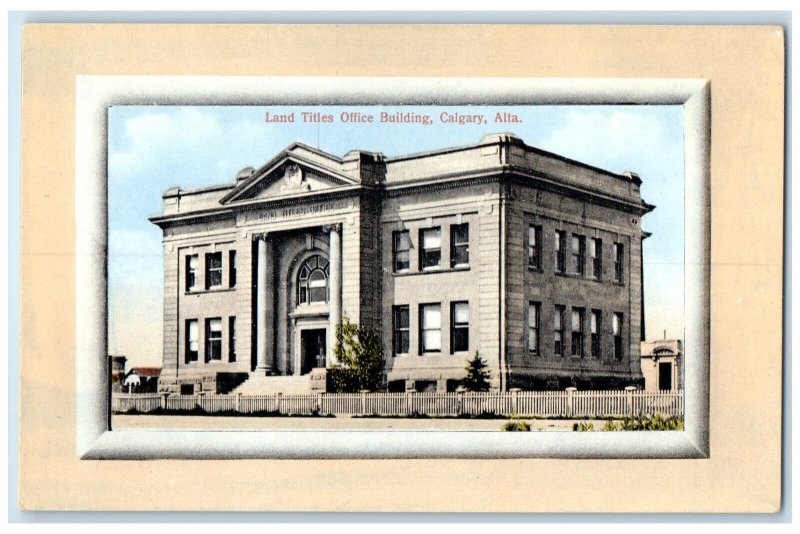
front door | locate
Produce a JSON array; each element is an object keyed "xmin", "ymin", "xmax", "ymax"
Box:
[
  {"xmin": 300, "ymin": 329, "xmax": 326, "ymax": 374},
  {"xmin": 658, "ymin": 362, "xmax": 673, "ymax": 391}
]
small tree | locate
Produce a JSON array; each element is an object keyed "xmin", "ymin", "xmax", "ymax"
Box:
[
  {"xmin": 330, "ymin": 315, "xmax": 385, "ymax": 392},
  {"xmin": 462, "ymin": 352, "xmax": 491, "ymax": 392}
]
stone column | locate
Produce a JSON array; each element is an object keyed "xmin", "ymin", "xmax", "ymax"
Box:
[
  {"xmin": 327, "ymin": 223, "xmax": 342, "ymax": 366},
  {"xmin": 255, "ymin": 234, "xmax": 271, "ymax": 374}
]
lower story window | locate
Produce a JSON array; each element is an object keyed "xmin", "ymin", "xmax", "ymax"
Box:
[
  {"xmin": 527, "ymin": 302, "xmax": 540, "ymax": 355},
  {"xmin": 228, "ymin": 317, "xmax": 236, "ymax": 362},
  {"xmin": 420, "ymin": 303, "xmax": 441, "ymax": 353},
  {"xmin": 571, "ymin": 308, "xmax": 585, "ymax": 358},
  {"xmin": 451, "ymin": 301, "xmax": 469, "ymax": 353},
  {"xmin": 393, "ymin": 305, "xmax": 410, "ymax": 356},
  {"xmin": 554, "ymin": 306, "xmax": 565, "ymax": 356},
  {"xmin": 613, "ymin": 312, "xmax": 624, "ymax": 360},
  {"xmin": 590, "ymin": 310, "xmax": 602, "ymax": 358},
  {"xmin": 206, "ymin": 318, "xmax": 222, "ymax": 362},
  {"xmin": 185, "ymin": 319, "xmax": 198, "ymax": 363}
]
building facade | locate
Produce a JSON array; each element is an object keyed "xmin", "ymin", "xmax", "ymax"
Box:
[
  {"xmin": 640, "ymin": 338, "xmax": 683, "ymax": 391},
  {"xmin": 150, "ymin": 133, "xmax": 653, "ymax": 394}
]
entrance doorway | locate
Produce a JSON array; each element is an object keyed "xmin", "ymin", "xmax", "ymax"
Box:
[
  {"xmin": 300, "ymin": 328, "xmax": 326, "ymax": 374},
  {"xmin": 658, "ymin": 362, "xmax": 673, "ymax": 391}
]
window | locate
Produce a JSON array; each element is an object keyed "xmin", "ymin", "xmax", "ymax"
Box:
[
  {"xmin": 229, "ymin": 250, "xmax": 237, "ymax": 288},
  {"xmin": 180, "ymin": 384, "xmax": 194, "ymax": 395},
  {"xmin": 393, "ymin": 231, "xmax": 410, "ymax": 272},
  {"xmin": 451, "ymin": 302, "xmax": 469, "ymax": 353},
  {"xmin": 527, "ymin": 302, "xmax": 540, "ymax": 355},
  {"xmin": 185, "ymin": 319, "xmax": 199, "ymax": 363},
  {"xmin": 571, "ymin": 308, "xmax": 585, "ymax": 357},
  {"xmin": 613, "ymin": 312, "xmax": 624, "ymax": 360},
  {"xmin": 186, "ymin": 255, "xmax": 198, "ymax": 291},
  {"xmin": 554, "ymin": 230, "xmax": 566, "ymax": 273},
  {"xmin": 554, "ymin": 305, "xmax": 565, "ymax": 356},
  {"xmin": 393, "ymin": 305, "xmax": 410, "ymax": 356},
  {"xmin": 590, "ymin": 310, "xmax": 602, "ymax": 358},
  {"xmin": 206, "ymin": 318, "xmax": 222, "ymax": 362},
  {"xmin": 420, "ymin": 227, "xmax": 442, "ymax": 270},
  {"xmin": 528, "ymin": 225, "xmax": 542, "ymax": 270},
  {"xmin": 571, "ymin": 235, "xmax": 585, "ymax": 276},
  {"xmin": 206, "ymin": 252, "xmax": 223, "ymax": 289},
  {"xmin": 420, "ymin": 303, "xmax": 441, "ymax": 353},
  {"xmin": 297, "ymin": 255, "xmax": 329, "ymax": 304},
  {"xmin": 228, "ymin": 317, "xmax": 236, "ymax": 362},
  {"xmin": 591, "ymin": 238, "xmax": 603, "ymax": 280},
  {"xmin": 450, "ymin": 224, "xmax": 469, "ymax": 268},
  {"xmin": 614, "ymin": 242, "xmax": 625, "ymax": 283}
]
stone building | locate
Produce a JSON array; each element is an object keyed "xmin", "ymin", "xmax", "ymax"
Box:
[
  {"xmin": 150, "ymin": 133, "xmax": 653, "ymax": 394},
  {"xmin": 640, "ymin": 338, "xmax": 683, "ymax": 391}
]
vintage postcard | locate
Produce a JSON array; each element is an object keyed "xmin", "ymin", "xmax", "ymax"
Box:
[{"xmin": 18, "ymin": 24, "xmax": 784, "ymax": 512}]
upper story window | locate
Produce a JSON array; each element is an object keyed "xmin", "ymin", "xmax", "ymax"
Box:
[
  {"xmin": 450, "ymin": 224, "xmax": 470, "ymax": 268},
  {"xmin": 554, "ymin": 230, "xmax": 566, "ymax": 274},
  {"xmin": 229, "ymin": 250, "xmax": 237, "ymax": 288},
  {"xmin": 590, "ymin": 238, "xmax": 603, "ymax": 280},
  {"xmin": 420, "ymin": 227, "xmax": 442, "ymax": 270},
  {"xmin": 614, "ymin": 242, "xmax": 625, "ymax": 283},
  {"xmin": 528, "ymin": 225, "xmax": 542, "ymax": 270},
  {"xmin": 186, "ymin": 255, "xmax": 198, "ymax": 291},
  {"xmin": 420, "ymin": 303, "xmax": 442, "ymax": 353},
  {"xmin": 450, "ymin": 301, "xmax": 469, "ymax": 353},
  {"xmin": 393, "ymin": 230, "xmax": 410, "ymax": 273},
  {"xmin": 185, "ymin": 319, "xmax": 199, "ymax": 363},
  {"xmin": 571, "ymin": 235, "xmax": 586, "ymax": 276},
  {"xmin": 298, "ymin": 255, "xmax": 329, "ymax": 305},
  {"xmin": 206, "ymin": 252, "xmax": 223, "ymax": 289}
]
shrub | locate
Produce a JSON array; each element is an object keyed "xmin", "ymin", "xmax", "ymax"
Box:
[
  {"xmin": 573, "ymin": 422, "xmax": 594, "ymax": 432},
  {"xmin": 330, "ymin": 315, "xmax": 385, "ymax": 392},
  {"xmin": 607, "ymin": 414, "xmax": 684, "ymax": 431},
  {"xmin": 462, "ymin": 352, "xmax": 491, "ymax": 392},
  {"xmin": 502, "ymin": 420, "xmax": 531, "ymax": 432}
]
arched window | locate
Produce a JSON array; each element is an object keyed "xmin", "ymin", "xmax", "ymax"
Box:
[{"xmin": 297, "ymin": 255, "xmax": 329, "ymax": 305}]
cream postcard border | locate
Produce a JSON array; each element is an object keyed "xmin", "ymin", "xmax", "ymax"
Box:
[{"xmin": 75, "ymin": 75, "xmax": 710, "ymax": 460}]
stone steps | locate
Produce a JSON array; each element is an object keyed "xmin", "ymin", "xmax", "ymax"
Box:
[{"xmin": 231, "ymin": 373, "xmax": 313, "ymax": 395}]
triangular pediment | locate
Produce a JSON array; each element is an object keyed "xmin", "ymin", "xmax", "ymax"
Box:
[{"xmin": 220, "ymin": 146, "xmax": 359, "ymax": 204}]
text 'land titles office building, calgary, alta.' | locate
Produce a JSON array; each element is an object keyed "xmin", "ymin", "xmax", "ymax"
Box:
[{"xmin": 149, "ymin": 133, "xmax": 654, "ymax": 395}]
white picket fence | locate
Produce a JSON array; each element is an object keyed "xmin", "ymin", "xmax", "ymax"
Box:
[{"xmin": 112, "ymin": 389, "xmax": 684, "ymax": 418}]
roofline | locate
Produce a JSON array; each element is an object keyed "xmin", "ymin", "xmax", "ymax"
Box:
[{"xmin": 385, "ymin": 136, "xmax": 639, "ymax": 185}]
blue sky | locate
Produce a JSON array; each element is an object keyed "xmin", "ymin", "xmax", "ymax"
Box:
[{"xmin": 108, "ymin": 105, "xmax": 684, "ymax": 367}]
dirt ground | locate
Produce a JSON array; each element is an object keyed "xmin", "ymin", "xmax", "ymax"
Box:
[{"xmin": 112, "ymin": 414, "xmax": 611, "ymax": 431}]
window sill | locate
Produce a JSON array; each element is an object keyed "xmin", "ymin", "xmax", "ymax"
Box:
[
  {"xmin": 393, "ymin": 266, "xmax": 471, "ymax": 277},
  {"xmin": 185, "ymin": 287, "xmax": 236, "ymax": 296}
]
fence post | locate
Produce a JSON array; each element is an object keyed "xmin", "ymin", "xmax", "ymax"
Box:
[
  {"xmin": 456, "ymin": 390, "xmax": 464, "ymax": 416},
  {"xmin": 406, "ymin": 390, "xmax": 414, "ymax": 415},
  {"xmin": 275, "ymin": 392, "xmax": 282, "ymax": 414},
  {"xmin": 235, "ymin": 392, "xmax": 241, "ymax": 413},
  {"xmin": 161, "ymin": 393, "xmax": 169, "ymax": 411},
  {"xmin": 510, "ymin": 388, "xmax": 521, "ymax": 415},
  {"xmin": 360, "ymin": 390, "xmax": 368, "ymax": 415},
  {"xmin": 317, "ymin": 392, "xmax": 324, "ymax": 415},
  {"xmin": 624, "ymin": 386, "xmax": 637, "ymax": 417},
  {"xmin": 565, "ymin": 387, "xmax": 577, "ymax": 418}
]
